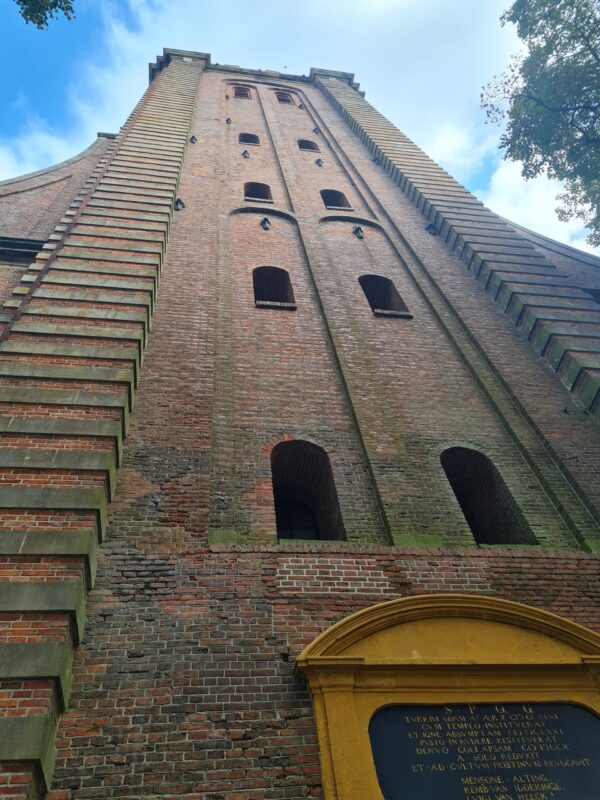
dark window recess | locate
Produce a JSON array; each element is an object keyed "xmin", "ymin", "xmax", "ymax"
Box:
[
  {"xmin": 358, "ymin": 275, "xmax": 412, "ymax": 318},
  {"xmin": 271, "ymin": 440, "xmax": 345, "ymax": 541},
  {"xmin": 0, "ymin": 236, "xmax": 45, "ymax": 266},
  {"xmin": 298, "ymin": 139, "xmax": 320, "ymax": 152},
  {"xmin": 440, "ymin": 447, "xmax": 537, "ymax": 546},
  {"xmin": 244, "ymin": 182, "xmax": 273, "ymax": 202},
  {"xmin": 234, "ymin": 86, "xmax": 251, "ymax": 98},
  {"xmin": 276, "ymin": 91, "xmax": 294, "ymax": 104},
  {"xmin": 239, "ymin": 133, "xmax": 260, "ymax": 145},
  {"xmin": 276, "ymin": 499, "xmax": 319, "ymax": 540},
  {"xmin": 320, "ymin": 189, "xmax": 352, "ymax": 210},
  {"xmin": 584, "ymin": 288, "xmax": 600, "ymax": 304},
  {"xmin": 253, "ymin": 266, "xmax": 296, "ymax": 309}
]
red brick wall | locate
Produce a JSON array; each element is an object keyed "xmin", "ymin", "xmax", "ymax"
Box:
[
  {"xmin": 0, "ymin": 57, "xmax": 599, "ymax": 799},
  {"xmin": 48, "ymin": 543, "xmax": 600, "ymax": 799},
  {"xmin": 45, "ymin": 68, "xmax": 600, "ymax": 799},
  {"xmin": 0, "ymin": 138, "xmax": 112, "ymax": 241}
]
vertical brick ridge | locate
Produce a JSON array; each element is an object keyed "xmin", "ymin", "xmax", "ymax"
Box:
[
  {"xmin": 276, "ymin": 84, "xmax": 600, "ymax": 549},
  {"xmin": 255, "ymin": 87, "xmax": 407, "ymax": 541},
  {"xmin": 0, "ymin": 56, "xmax": 203, "ymax": 796},
  {"xmin": 315, "ymin": 77, "xmax": 600, "ymax": 421}
]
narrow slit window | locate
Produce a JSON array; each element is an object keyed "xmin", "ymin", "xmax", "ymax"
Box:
[
  {"xmin": 298, "ymin": 139, "xmax": 320, "ymax": 152},
  {"xmin": 234, "ymin": 86, "xmax": 251, "ymax": 99},
  {"xmin": 276, "ymin": 91, "xmax": 294, "ymax": 104},
  {"xmin": 253, "ymin": 267, "xmax": 296, "ymax": 309},
  {"xmin": 244, "ymin": 182, "xmax": 273, "ymax": 203},
  {"xmin": 358, "ymin": 275, "xmax": 412, "ymax": 318},
  {"xmin": 440, "ymin": 447, "xmax": 537, "ymax": 546},
  {"xmin": 239, "ymin": 133, "xmax": 260, "ymax": 145},
  {"xmin": 271, "ymin": 440, "xmax": 345, "ymax": 541},
  {"xmin": 320, "ymin": 189, "xmax": 352, "ymax": 210}
]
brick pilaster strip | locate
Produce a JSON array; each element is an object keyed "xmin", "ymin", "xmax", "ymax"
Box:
[
  {"xmin": 0, "ymin": 55, "xmax": 204, "ymax": 795},
  {"xmin": 315, "ymin": 77, "xmax": 600, "ymax": 420}
]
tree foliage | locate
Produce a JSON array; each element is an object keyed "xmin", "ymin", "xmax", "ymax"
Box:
[
  {"xmin": 482, "ymin": 0, "xmax": 600, "ymax": 245},
  {"xmin": 14, "ymin": 0, "xmax": 75, "ymax": 29}
]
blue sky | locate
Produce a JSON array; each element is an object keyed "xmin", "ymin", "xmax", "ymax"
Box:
[{"xmin": 0, "ymin": 0, "xmax": 597, "ymax": 253}]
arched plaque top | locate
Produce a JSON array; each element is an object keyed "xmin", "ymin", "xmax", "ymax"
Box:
[{"xmin": 297, "ymin": 594, "xmax": 600, "ymax": 666}]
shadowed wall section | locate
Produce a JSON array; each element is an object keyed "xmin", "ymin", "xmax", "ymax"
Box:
[
  {"xmin": 441, "ymin": 447, "xmax": 537, "ymax": 546},
  {"xmin": 0, "ymin": 53, "xmax": 204, "ymax": 796}
]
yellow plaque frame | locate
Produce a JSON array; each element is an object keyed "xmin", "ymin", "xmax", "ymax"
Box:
[{"xmin": 295, "ymin": 594, "xmax": 600, "ymax": 800}]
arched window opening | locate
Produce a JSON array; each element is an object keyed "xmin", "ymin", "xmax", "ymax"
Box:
[
  {"xmin": 276, "ymin": 91, "xmax": 294, "ymax": 104},
  {"xmin": 253, "ymin": 267, "xmax": 296, "ymax": 309},
  {"xmin": 234, "ymin": 86, "xmax": 251, "ymax": 99},
  {"xmin": 298, "ymin": 139, "xmax": 320, "ymax": 152},
  {"xmin": 440, "ymin": 447, "xmax": 537, "ymax": 546},
  {"xmin": 358, "ymin": 275, "xmax": 412, "ymax": 318},
  {"xmin": 271, "ymin": 440, "xmax": 345, "ymax": 541},
  {"xmin": 244, "ymin": 182, "xmax": 273, "ymax": 203},
  {"xmin": 320, "ymin": 189, "xmax": 352, "ymax": 210},
  {"xmin": 239, "ymin": 133, "xmax": 260, "ymax": 145}
]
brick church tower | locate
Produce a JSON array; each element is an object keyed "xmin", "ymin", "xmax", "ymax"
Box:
[{"xmin": 0, "ymin": 48, "xmax": 599, "ymax": 799}]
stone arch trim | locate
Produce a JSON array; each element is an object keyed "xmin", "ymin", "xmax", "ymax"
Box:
[
  {"xmin": 228, "ymin": 205, "xmax": 298, "ymax": 223},
  {"xmin": 318, "ymin": 214, "xmax": 383, "ymax": 230},
  {"xmin": 296, "ymin": 595, "xmax": 600, "ymax": 800},
  {"xmin": 298, "ymin": 594, "xmax": 600, "ymax": 661}
]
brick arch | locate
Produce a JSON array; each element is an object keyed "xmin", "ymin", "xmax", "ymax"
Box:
[
  {"xmin": 270, "ymin": 439, "xmax": 346, "ymax": 541},
  {"xmin": 440, "ymin": 446, "xmax": 537, "ymax": 546}
]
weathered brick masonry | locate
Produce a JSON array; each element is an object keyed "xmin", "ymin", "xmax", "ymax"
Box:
[{"xmin": 0, "ymin": 49, "xmax": 598, "ymax": 799}]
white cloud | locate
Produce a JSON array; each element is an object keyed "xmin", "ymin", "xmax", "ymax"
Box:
[
  {"xmin": 425, "ymin": 123, "xmax": 498, "ymax": 185},
  {"xmin": 0, "ymin": 0, "xmax": 597, "ymax": 256},
  {"xmin": 0, "ymin": 0, "xmax": 515, "ymax": 185},
  {"xmin": 0, "ymin": 118, "xmax": 83, "ymax": 182},
  {"xmin": 479, "ymin": 160, "xmax": 599, "ymax": 255}
]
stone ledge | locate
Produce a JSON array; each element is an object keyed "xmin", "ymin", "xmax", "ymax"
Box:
[
  {"xmin": 0, "ymin": 362, "xmax": 135, "ymax": 411},
  {"xmin": 0, "ymin": 640, "xmax": 72, "ymax": 708},
  {"xmin": 0, "ymin": 415, "xmax": 123, "ymax": 466},
  {"xmin": 48, "ymin": 257, "xmax": 160, "ymax": 280},
  {"xmin": 0, "ymin": 449, "xmax": 115, "ymax": 500},
  {"xmin": 0, "ymin": 530, "xmax": 97, "ymax": 586},
  {"xmin": 0, "ymin": 716, "xmax": 55, "ymax": 793},
  {"xmin": 0, "ymin": 340, "xmax": 140, "ymax": 386},
  {"xmin": 11, "ymin": 320, "xmax": 145, "ymax": 357},
  {"xmin": 22, "ymin": 305, "xmax": 149, "ymax": 341},
  {"xmin": 33, "ymin": 287, "xmax": 153, "ymax": 313},
  {"xmin": 0, "ymin": 580, "xmax": 86, "ymax": 643},
  {"xmin": 0, "ymin": 387, "xmax": 129, "ymax": 435},
  {"xmin": 0, "ymin": 485, "xmax": 107, "ymax": 539}
]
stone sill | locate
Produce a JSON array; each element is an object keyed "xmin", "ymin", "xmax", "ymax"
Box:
[
  {"xmin": 373, "ymin": 309, "xmax": 413, "ymax": 319},
  {"xmin": 255, "ymin": 300, "xmax": 297, "ymax": 311},
  {"xmin": 208, "ymin": 541, "xmax": 595, "ymax": 558}
]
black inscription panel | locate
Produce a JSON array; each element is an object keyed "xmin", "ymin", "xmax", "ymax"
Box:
[{"xmin": 369, "ymin": 703, "xmax": 600, "ymax": 799}]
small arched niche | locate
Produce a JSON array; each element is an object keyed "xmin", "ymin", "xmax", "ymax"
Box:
[
  {"xmin": 296, "ymin": 595, "xmax": 600, "ymax": 800},
  {"xmin": 252, "ymin": 267, "xmax": 296, "ymax": 309},
  {"xmin": 320, "ymin": 189, "xmax": 352, "ymax": 210},
  {"xmin": 244, "ymin": 182, "xmax": 273, "ymax": 203},
  {"xmin": 441, "ymin": 447, "xmax": 537, "ymax": 546},
  {"xmin": 358, "ymin": 274, "xmax": 412, "ymax": 318},
  {"xmin": 275, "ymin": 91, "xmax": 294, "ymax": 104},
  {"xmin": 298, "ymin": 139, "xmax": 320, "ymax": 152},
  {"xmin": 271, "ymin": 440, "xmax": 345, "ymax": 541},
  {"xmin": 233, "ymin": 85, "xmax": 251, "ymax": 99},
  {"xmin": 239, "ymin": 133, "xmax": 260, "ymax": 145}
]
